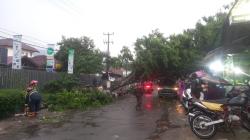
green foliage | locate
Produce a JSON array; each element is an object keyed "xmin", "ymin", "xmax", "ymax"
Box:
[
  {"xmin": 110, "ymin": 57, "xmax": 122, "ymax": 68},
  {"xmin": 194, "ymin": 12, "xmax": 227, "ymax": 54},
  {"xmin": 133, "ymin": 11, "xmax": 228, "ymax": 81},
  {"xmin": 118, "ymin": 46, "xmax": 134, "ymax": 75},
  {"xmin": 44, "ymin": 90, "xmax": 113, "ymax": 111},
  {"xmin": 43, "ymin": 75, "xmax": 79, "ymax": 93},
  {"xmin": 134, "ymin": 30, "xmax": 190, "ymax": 80},
  {"xmin": 55, "ymin": 36, "xmax": 104, "ymax": 74},
  {"xmin": 0, "ymin": 89, "xmax": 24, "ymax": 119}
]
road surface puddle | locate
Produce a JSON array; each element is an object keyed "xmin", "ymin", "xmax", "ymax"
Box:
[
  {"xmin": 147, "ymin": 101, "xmax": 181, "ymax": 140},
  {"xmin": 83, "ymin": 122, "xmax": 100, "ymax": 127}
]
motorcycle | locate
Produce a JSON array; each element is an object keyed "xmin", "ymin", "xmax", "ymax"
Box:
[
  {"xmin": 189, "ymin": 82, "xmax": 250, "ymax": 139},
  {"xmin": 181, "ymin": 71, "xmax": 208, "ymax": 124},
  {"xmin": 182, "ymin": 71, "xmax": 232, "ymax": 125},
  {"xmin": 182, "ymin": 87, "xmax": 206, "ymax": 124}
]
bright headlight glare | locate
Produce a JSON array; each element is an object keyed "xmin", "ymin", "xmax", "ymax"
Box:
[{"xmin": 233, "ymin": 67, "xmax": 244, "ymax": 75}]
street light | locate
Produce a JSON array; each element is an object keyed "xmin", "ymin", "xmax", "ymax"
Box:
[{"xmin": 208, "ymin": 60, "xmax": 224, "ymax": 72}]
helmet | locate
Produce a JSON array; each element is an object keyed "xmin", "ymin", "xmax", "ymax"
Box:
[
  {"xmin": 195, "ymin": 70, "xmax": 206, "ymax": 78},
  {"xmin": 189, "ymin": 73, "xmax": 197, "ymax": 79},
  {"xmin": 30, "ymin": 80, "xmax": 38, "ymax": 85}
]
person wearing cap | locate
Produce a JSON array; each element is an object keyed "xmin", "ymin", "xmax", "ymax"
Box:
[{"xmin": 25, "ymin": 80, "xmax": 41, "ymax": 117}]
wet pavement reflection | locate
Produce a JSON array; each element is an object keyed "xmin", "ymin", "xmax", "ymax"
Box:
[{"xmin": 1, "ymin": 92, "xmax": 250, "ymax": 140}]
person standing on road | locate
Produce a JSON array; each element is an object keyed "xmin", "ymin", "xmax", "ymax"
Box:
[
  {"xmin": 129, "ymin": 82, "xmax": 144, "ymax": 110},
  {"xmin": 135, "ymin": 82, "xmax": 144, "ymax": 110}
]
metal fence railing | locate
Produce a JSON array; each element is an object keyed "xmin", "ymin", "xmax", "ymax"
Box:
[
  {"xmin": 0, "ymin": 67, "xmax": 124, "ymax": 90},
  {"xmin": 0, "ymin": 67, "xmax": 61, "ymax": 89}
]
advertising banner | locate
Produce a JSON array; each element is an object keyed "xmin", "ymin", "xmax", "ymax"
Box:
[
  {"xmin": 68, "ymin": 49, "xmax": 74, "ymax": 74},
  {"xmin": 12, "ymin": 35, "xmax": 22, "ymax": 69}
]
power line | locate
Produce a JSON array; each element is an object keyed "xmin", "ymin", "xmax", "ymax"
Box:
[
  {"xmin": 0, "ymin": 34, "xmax": 59, "ymax": 52},
  {"xmin": 0, "ymin": 30, "xmax": 13, "ymax": 37},
  {"xmin": 0, "ymin": 30, "xmax": 46, "ymax": 46},
  {"xmin": 0, "ymin": 27, "xmax": 61, "ymax": 52},
  {"xmin": 0, "ymin": 27, "xmax": 51, "ymax": 44},
  {"xmin": 0, "ymin": 27, "xmax": 17, "ymax": 34},
  {"xmin": 0, "ymin": 34, "xmax": 45, "ymax": 49},
  {"xmin": 60, "ymin": 0, "xmax": 84, "ymax": 16},
  {"xmin": 49, "ymin": 0, "xmax": 82, "ymax": 17},
  {"xmin": 24, "ymin": 35, "xmax": 50, "ymax": 45}
]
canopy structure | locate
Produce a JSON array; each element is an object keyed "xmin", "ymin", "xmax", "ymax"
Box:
[
  {"xmin": 190, "ymin": 70, "xmax": 231, "ymax": 85},
  {"xmin": 203, "ymin": 0, "xmax": 250, "ymax": 62}
]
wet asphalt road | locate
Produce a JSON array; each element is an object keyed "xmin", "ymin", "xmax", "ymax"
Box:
[{"xmin": 1, "ymin": 93, "xmax": 250, "ymax": 140}]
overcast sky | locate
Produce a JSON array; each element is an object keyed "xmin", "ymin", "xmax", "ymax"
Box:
[{"xmin": 0, "ymin": 0, "xmax": 233, "ymax": 56}]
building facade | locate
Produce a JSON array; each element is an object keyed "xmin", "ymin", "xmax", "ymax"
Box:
[{"xmin": 0, "ymin": 38, "xmax": 39, "ymax": 58}]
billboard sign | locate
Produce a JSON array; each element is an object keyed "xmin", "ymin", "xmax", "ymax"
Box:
[
  {"xmin": 46, "ymin": 44, "xmax": 55, "ymax": 72},
  {"xmin": 12, "ymin": 35, "xmax": 22, "ymax": 69}
]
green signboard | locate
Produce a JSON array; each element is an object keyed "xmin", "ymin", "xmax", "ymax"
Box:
[
  {"xmin": 47, "ymin": 47, "xmax": 54, "ymax": 56},
  {"xmin": 68, "ymin": 49, "xmax": 74, "ymax": 74}
]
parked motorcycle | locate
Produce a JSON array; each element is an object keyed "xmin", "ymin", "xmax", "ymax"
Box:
[
  {"xmin": 182, "ymin": 71, "xmax": 232, "ymax": 125},
  {"xmin": 189, "ymin": 82, "xmax": 250, "ymax": 139},
  {"xmin": 182, "ymin": 87, "xmax": 206, "ymax": 124},
  {"xmin": 181, "ymin": 71, "xmax": 207, "ymax": 124}
]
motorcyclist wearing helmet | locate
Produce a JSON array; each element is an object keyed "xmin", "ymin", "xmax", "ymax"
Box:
[{"xmin": 25, "ymin": 80, "xmax": 41, "ymax": 117}]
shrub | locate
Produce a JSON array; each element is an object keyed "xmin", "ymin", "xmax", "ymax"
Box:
[
  {"xmin": 43, "ymin": 75, "xmax": 79, "ymax": 93},
  {"xmin": 0, "ymin": 89, "xmax": 24, "ymax": 119},
  {"xmin": 43, "ymin": 80, "xmax": 63, "ymax": 93},
  {"xmin": 44, "ymin": 90, "xmax": 113, "ymax": 111}
]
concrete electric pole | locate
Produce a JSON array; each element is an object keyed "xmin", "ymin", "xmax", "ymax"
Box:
[
  {"xmin": 103, "ymin": 32, "xmax": 114, "ymax": 72},
  {"xmin": 103, "ymin": 32, "xmax": 114, "ymax": 91}
]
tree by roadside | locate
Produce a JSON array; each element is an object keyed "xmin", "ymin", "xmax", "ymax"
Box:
[
  {"xmin": 55, "ymin": 36, "xmax": 104, "ymax": 74},
  {"xmin": 110, "ymin": 57, "xmax": 122, "ymax": 68},
  {"xmin": 118, "ymin": 46, "xmax": 134, "ymax": 76},
  {"xmin": 132, "ymin": 10, "xmax": 228, "ymax": 81},
  {"xmin": 194, "ymin": 12, "xmax": 228, "ymax": 55}
]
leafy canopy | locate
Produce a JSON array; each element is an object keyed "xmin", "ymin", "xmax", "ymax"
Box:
[
  {"xmin": 55, "ymin": 36, "xmax": 104, "ymax": 74},
  {"xmin": 133, "ymin": 11, "xmax": 228, "ymax": 81}
]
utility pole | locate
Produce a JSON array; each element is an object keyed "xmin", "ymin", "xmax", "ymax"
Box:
[{"xmin": 103, "ymin": 32, "xmax": 114, "ymax": 73}]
